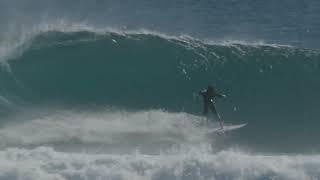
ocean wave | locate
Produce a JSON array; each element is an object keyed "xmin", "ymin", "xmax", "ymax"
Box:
[
  {"xmin": 0, "ymin": 27, "xmax": 319, "ymax": 152},
  {"xmin": 2, "ymin": 29, "xmax": 318, "ymax": 105}
]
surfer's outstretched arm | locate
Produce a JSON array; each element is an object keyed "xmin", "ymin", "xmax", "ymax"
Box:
[
  {"xmin": 218, "ymin": 94, "xmax": 227, "ymax": 98},
  {"xmin": 215, "ymin": 92, "xmax": 227, "ymax": 98}
]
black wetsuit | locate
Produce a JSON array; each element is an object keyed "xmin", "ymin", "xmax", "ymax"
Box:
[{"xmin": 199, "ymin": 87, "xmax": 224, "ymax": 116}]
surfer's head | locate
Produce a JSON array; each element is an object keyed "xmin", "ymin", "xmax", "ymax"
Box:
[{"xmin": 207, "ymin": 85, "xmax": 214, "ymax": 92}]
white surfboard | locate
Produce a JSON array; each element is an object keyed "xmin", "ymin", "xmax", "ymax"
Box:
[{"xmin": 207, "ymin": 123, "xmax": 247, "ymax": 134}]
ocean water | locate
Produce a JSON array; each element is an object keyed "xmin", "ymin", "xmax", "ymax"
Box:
[{"xmin": 0, "ymin": 0, "xmax": 320, "ymax": 179}]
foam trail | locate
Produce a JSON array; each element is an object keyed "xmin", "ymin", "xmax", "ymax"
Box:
[{"xmin": 0, "ymin": 109, "xmax": 214, "ymax": 153}]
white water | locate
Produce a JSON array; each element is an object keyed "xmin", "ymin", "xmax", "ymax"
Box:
[
  {"xmin": 0, "ymin": 108, "xmax": 319, "ymax": 180},
  {"xmin": 0, "ymin": 146, "xmax": 319, "ymax": 180},
  {"xmin": 0, "ymin": 109, "xmax": 211, "ymax": 153}
]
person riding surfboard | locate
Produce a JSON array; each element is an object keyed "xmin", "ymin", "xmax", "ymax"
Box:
[{"xmin": 199, "ymin": 85, "xmax": 226, "ymax": 129}]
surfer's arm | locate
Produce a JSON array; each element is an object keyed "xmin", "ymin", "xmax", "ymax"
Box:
[{"xmin": 215, "ymin": 92, "xmax": 227, "ymax": 98}]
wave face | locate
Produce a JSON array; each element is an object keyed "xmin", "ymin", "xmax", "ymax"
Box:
[
  {"xmin": 0, "ymin": 30, "xmax": 320, "ymax": 180},
  {"xmin": 1, "ymin": 31, "xmax": 320, "ymax": 152}
]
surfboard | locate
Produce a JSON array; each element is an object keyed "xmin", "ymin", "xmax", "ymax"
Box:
[{"xmin": 207, "ymin": 123, "xmax": 247, "ymax": 134}]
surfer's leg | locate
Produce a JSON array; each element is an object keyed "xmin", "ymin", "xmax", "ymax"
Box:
[
  {"xmin": 209, "ymin": 103, "xmax": 218, "ymax": 115},
  {"xmin": 203, "ymin": 103, "xmax": 209, "ymax": 124},
  {"xmin": 203, "ymin": 103, "xmax": 209, "ymax": 115},
  {"xmin": 210, "ymin": 103, "xmax": 224, "ymax": 129}
]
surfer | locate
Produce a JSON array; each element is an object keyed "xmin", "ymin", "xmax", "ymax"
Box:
[{"xmin": 199, "ymin": 85, "xmax": 226, "ymax": 128}]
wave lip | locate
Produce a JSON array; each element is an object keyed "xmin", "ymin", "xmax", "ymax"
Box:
[{"xmin": 2, "ymin": 21, "xmax": 313, "ymax": 63}]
